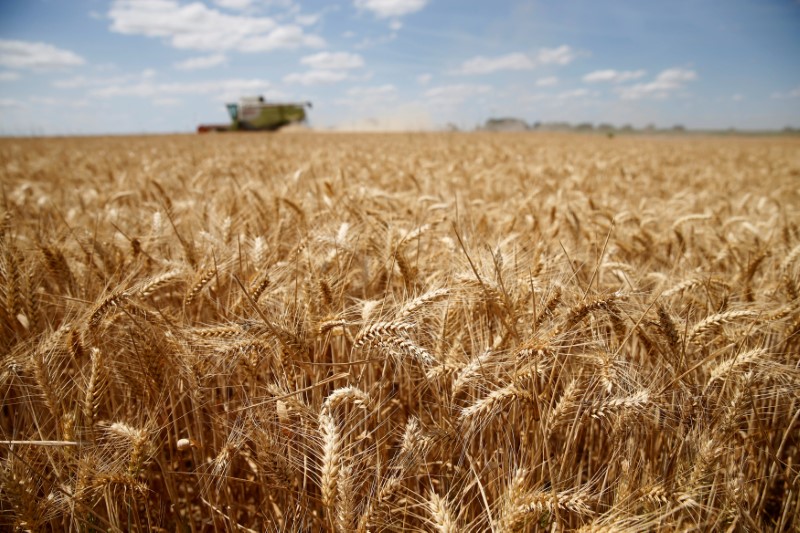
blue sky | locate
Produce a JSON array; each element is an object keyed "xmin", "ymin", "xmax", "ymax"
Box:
[{"xmin": 0, "ymin": 0, "xmax": 798, "ymax": 134}]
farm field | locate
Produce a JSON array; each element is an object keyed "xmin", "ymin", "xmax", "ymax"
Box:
[{"xmin": 1, "ymin": 131, "xmax": 799, "ymax": 531}]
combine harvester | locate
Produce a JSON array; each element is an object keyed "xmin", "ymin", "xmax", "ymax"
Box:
[{"xmin": 197, "ymin": 96, "xmax": 311, "ymax": 133}]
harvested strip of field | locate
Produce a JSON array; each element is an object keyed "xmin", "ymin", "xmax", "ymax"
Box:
[{"xmin": 1, "ymin": 132, "xmax": 799, "ymax": 531}]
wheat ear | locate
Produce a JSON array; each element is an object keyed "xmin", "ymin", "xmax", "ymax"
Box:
[
  {"xmin": 318, "ymin": 387, "xmax": 369, "ymax": 527},
  {"xmin": 83, "ymin": 347, "xmax": 106, "ymax": 439}
]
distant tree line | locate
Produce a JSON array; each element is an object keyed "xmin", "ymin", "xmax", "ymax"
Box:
[
  {"xmin": 477, "ymin": 118, "xmax": 692, "ymax": 133},
  {"xmin": 475, "ymin": 119, "xmax": 800, "ymax": 135}
]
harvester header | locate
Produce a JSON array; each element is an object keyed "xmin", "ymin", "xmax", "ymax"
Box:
[{"xmin": 198, "ymin": 95, "xmax": 311, "ymax": 133}]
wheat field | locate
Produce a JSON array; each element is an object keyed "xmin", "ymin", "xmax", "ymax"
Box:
[{"xmin": 0, "ymin": 131, "xmax": 799, "ymax": 531}]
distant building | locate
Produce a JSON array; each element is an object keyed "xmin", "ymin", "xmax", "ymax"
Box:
[{"xmin": 482, "ymin": 118, "xmax": 529, "ymax": 132}]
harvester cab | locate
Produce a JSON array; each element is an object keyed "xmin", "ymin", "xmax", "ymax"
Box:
[
  {"xmin": 198, "ymin": 95, "xmax": 312, "ymax": 133},
  {"xmin": 226, "ymin": 103, "xmax": 238, "ymax": 122}
]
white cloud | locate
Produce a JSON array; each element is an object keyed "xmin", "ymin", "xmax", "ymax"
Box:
[
  {"xmin": 424, "ymin": 84, "xmax": 491, "ymax": 105},
  {"xmin": 174, "ymin": 53, "xmax": 227, "ymax": 70},
  {"xmin": 656, "ymin": 68, "xmax": 697, "ymax": 84},
  {"xmin": 214, "ymin": 0, "xmax": 300, "ymax": 11},
  {"xmin": 90, "ymin": 78, "xmax": 276, "ymax": 101},
  {"xmin": 537, "ymin": 45, "xmax": 575, "ymax": 66},
  {"xmin": 0, "ymin": 71, "xmax": 20, "ymax": 81},
  {"xmin": 109, "ymin": 0, "xmax": 270, "ymax": 47},
  {"xmin": 108, "ymin": 0, "xmax": 324, "ymax": 52},
  {"xmin": 354, "ymin": 32, "xmax": 397, "ymax": 50},
  {"xmin": 296, "ymin": 13, "xmax": 321, "ymax": 26},
  {"xmin": 54, "ymin": 69, "xmax": 156, "ymax": 89},
  {"xmin": 556, "ymin": 88, "xmax": 590, "ymax": 99},
  {"xmin": 0, "ymin": 98, "xmax": 25, "ymax": 108},
  {"xmin": 389, "ymin": 20, "xmax": 403, "ymax": 30},
  {"xmin": 283, "ymin": 70, "xmax": 349, "ymax": 85},
  {"xmin": 453, "ymin": 46, "xmax": 577, "ymax": 76},
  {"xmin": 213, "ymin": 0, "xmax": 254, "ymax": 9},
  {"xmin": 417, "ymin": 73, "xmax": 432, "ymax": 85},
  {"xmin": 300, "ymin": 51, "xmax": 364, "ymax": 70},
  {"xmin": 53, "ymin": 75, "xmax": 91, "ymax": 89},
  {"xmin": 29, "ymin": 96, "xmax": 59, "ymax": 105},
  {"xmin": 515, "ymin": 88, "xmax": 596, "ymax": 105},
  {"xmin": 616, "ymin": 68, "xmax": 697, "ymax": 100},
  {"xmin": 287, "ymin": 51, "xmax": 365, "ymax": 86},
  {"xmin": 516, "ymin": 92, "xmax": 548, "ymax": 104},
  {"xmin": 455, "ymin": 53, "xmax": 535, "ymax": 75},
  {"xmin": 354, "ymin": 0, "xmax": 428, "ymax": 19},
  {"xmin": 237, "ymin": 26, "xmax": 324, "ymax": 52},
  {"xmin": 582, "ymin": 69, "xmax": 646, "ymax": 83},
  {"xmin": 346, "ymin": 84, "xmax": 397, "ymax": 98},
  {"xmin": 536, "ymin": 76, "xmax": 558, "ymax": 87},
  {"xmin": 153, "ymin": 97, "xmax": 182, "ymax": 106},
  {"xmin": 336, "ymin": 84, "xmax": 397, "ymax": 107},
  {"xmin": 53, "ymin": 75, "xmax": 105, "ymax": 89},
  {"xmin": 516, "ymin": 87, "xmax": 596, "ymax": 106},
  {"xmin": 770, "ymin": 86, "xmax": 800, "ymax": 99},
  {"xmin": 27, "ymin": 96, "xmax": 90, "ymax": 108},
  {"xmin": 0, "ymin": 39, "xmax": 85, "ymax": 70},
  {"xmin": 731, "ymin": 93, "xmax": 744, "ymax": 102}
]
